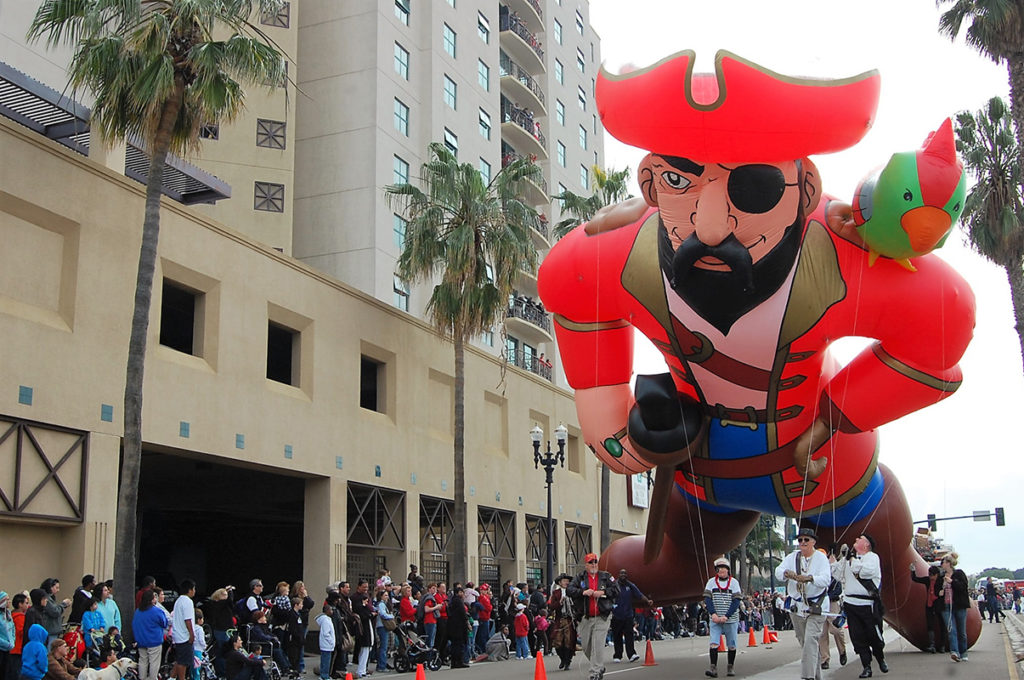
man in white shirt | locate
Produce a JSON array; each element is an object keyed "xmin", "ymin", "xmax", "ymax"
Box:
[
  {"xmin": 840, "ymin": 534, "xmax": 886, "ymax": 678},
  {"xmin": 170, "ymin": 579, "xmax": 196, "ymax": 680},
  {"xmin": 776, "ymin": 528, "xmax": 830, "ymax": 680}
]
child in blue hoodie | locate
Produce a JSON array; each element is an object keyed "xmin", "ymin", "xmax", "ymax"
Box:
[{"xmin": 20, "ymin": 623, "xmax": 49, "ymax": 680}]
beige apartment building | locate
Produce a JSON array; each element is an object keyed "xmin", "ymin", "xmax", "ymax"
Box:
[{"xmin": 0, "ymin": 0, "xmax": 642, "ymax": 595}]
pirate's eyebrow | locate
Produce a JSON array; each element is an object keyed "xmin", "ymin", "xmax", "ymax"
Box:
[{"xmin": 658, "ymin": 155, "xmax": 704, "ymax": 176}]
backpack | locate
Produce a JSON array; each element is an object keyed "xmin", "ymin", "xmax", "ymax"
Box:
[{"xmin": 827, "ymin": 577, "xmax": 843, "ymax": 601}]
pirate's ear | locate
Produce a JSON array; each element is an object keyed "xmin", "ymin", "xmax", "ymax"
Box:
[
  {"xmin": 799, "ymin": 157, "xmax": 822, "ymax": 215},
  {"xmin": 638, "ymin": 153, "xmax": 660, "ymax": 207}
]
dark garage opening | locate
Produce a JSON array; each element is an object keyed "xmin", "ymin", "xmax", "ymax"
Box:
[{"xmin": 138, "ymin": 451, "xmax": 305, "ymax": 596}]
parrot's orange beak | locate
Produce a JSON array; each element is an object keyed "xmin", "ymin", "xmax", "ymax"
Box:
[{"xmin": 900, "ymin": 206, "xmax": 951, "ymax": 253}]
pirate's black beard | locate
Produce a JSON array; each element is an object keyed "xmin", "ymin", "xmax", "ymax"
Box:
[
  {"xmin": 657, "ymin": 217, "xmax": 803, "ymax": 335},
  {"xmin": 670, "ymin": 233, "xmax": 754, "ymax": 294}
]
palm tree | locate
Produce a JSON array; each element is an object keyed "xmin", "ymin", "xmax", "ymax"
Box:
[
  {"xmin": 28, "ymin": 0, "xmax": 286, "ymax": 627},
  {"xmin": 937, "ymin": 1, "xmax": 1024, "ymax": 161},
  {"xmin": 550, "ymin": 165, "xmax": 632, "ymax": 550},
  {"xmin": 385, "ymin": 142, "xmax": 542, "ymax": 583},
  {"xmin": 552, "ymin": 165, "xmax": 633, "ymax": 239},
  {"xmin": 953, "ymin": 97, "xmax": 1024, "ymax": 371}
]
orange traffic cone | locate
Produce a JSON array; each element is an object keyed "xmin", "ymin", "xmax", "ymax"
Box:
[
  {"xmin": 762, "ymin": 626, "xmax": 772, "ymax": 645},
  {"xmin": 717, "ymin": 635, "xmax": 726, "ymax": 652},
  {"xmin": 747, "ymin": 627, "xmax": 758, "ymax": 647},
  {"xmin": 345, "ymin": 674, "xmax": 353, "ymax": 680},
  {"xmin": 769, "ymin": 631, "xmax": 779, "ymax": 643},
  {"xmin": 415, "ymin": 665, "xmax": 426, "ymax": 680},
  {"xmin": 643, "ymin": 640, "xmax": 657, "ymax": 666},
  {"xmin": 534, "ymin": 649, "xmax": 548, "ymax": 680}
]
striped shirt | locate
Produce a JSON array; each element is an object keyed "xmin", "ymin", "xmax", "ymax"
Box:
[{"xmin": 703, "ymin": 576, "xmax": 741, "ymax": 623}]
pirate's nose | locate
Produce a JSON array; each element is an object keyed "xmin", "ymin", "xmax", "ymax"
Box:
[{"xmin": 693, "ymin": 180, "xmax": 732, "ymax": 246}]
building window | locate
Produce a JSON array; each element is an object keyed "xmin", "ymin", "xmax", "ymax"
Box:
[
  {"xmin": 254, "ymin": 181, "xmax": 285, "ymax": 212},
  {"xmin": 256, "ymin": 118, "xmax": 286, "ymax": 149},
  {"xmin": 267, "ymin": 321, "xmax": 298, "ymax": 385},
  {"xmin": 479, "ymin": 158, "xmax": 491, "ymax": 184},
  {"xmin": 394, "ymin": 42, "xmax": 409, "ymax": 79},
  {"xmin": 393, "ymin": 214, "xmax": 407, "ymax": 249},
  {"xmin": 199, "ymin": 123, "xmax": 219, "ymax": 140},
  {"xmin": 393, "ymin": 155, "xmax": 409, "ymax": 184},
  {"xmin": 395, "ymin": 0, "xmax": 409, "ymax": 25},
  {"xmin": 556, "ymin": 141, "xmax": 566, "ymax": 167},
  {"xmin": 577, "ymin": 47, "xmax": 585, "ymax": 73},
  {"xmin": 443, "ymin": 75, "xmax": 457, "ymax": 109},
  {"xmin": 261, "ymin": 1, "xmax": 289, "ymax": 28},
  {"xmin": 553, "ymin": 19, "xmax": 562, "ymax": 45},
  {"xmin": 394, "ymin": 98, "xmax": 409, "ymax": 136},
  {"xmin": 478, "ymin": 12, "xmax": 490, "ymax": 43},
  {"xmin": 555, "ymin": 100, "xmax": 565, "ymax": 126},
  {"xmin": 361, "ymin": 356, "xmax": 385, "ymax": 411},
  {"xmin": 392, "ymin": 276, "xmax": 409, "ymax": 312},
  {"xmin": 578, "ymin": 124, "xmax": 587, "ymax": 149},
  {"xmin": 479, "ymin": 108, "xmax": 491, "ymax": 140},
  {"xmin": 159, "ymin": 280, "xmax": 200, "ymax": 355},
  {"xmin": 443, "ymin": 23, "xmax": 457, "ymax": 58},
  {"xmin": 580, "ymin": 165, "xmax": 590, "ymax": 189},
  {"xmin": 443, "ymin": 128, "xmax": 459, "ymax": 157},
  {"xmin": 578, "ymin": 86, "xmax": 587, "ymax": 111},
  {"xmin": 446, "ymin": 0, "xmax": 455, "ymax": 6},
  {"xmin": 575, "ymin": 9, "xmax": 584, "ymax": 34},
  {"xmin": 558, "ymin": 182, "xmax": 567, "ymax": 198},
  {"xmin": 593, "ymin": 113, "xmax": 598, "ymax": 134},
  {"xmin": 478, "ymin": 59, "xmax": 489, "ymax": 91},
  {"xmin": 482, "ymin": 327, "xmax": 494, "ymax": 346},
  {"xmin": 555, "ymin": 59, "xmax": 564, "ymax": 84}
]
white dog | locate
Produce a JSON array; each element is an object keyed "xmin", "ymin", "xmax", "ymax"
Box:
[{"xmin": 77, "ymin": 657, "xmax": 137, "ymax": 680}]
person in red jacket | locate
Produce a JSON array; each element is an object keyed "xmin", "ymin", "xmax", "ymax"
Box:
[
  {"xmin": 398, "ymin": 586, "xmax": 416, "ymax": 624},
  {"xmin": 513, "ymin": 605, "xmax": 531, "ymax": 659},
  {"xmin": 475, "ymin": 587, "xmax": 493, "ymax": 656}
]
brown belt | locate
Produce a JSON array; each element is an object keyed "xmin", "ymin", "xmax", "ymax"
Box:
[{"xmin": 684, "ymin": 439, "xmax": 803, "ymax": 480}]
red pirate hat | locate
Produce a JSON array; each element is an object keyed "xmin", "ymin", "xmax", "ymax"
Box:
[{"xmin": 596, "ymin": 50, "xmax": 881, "ymax": 163}]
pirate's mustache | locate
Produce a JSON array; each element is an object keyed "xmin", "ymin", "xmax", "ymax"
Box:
[{"xmin": 670, "ymin": 232, "xmax": 755, "ymax": 294}]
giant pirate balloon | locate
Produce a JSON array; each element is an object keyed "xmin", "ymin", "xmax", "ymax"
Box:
[{"xmin": 538, "ymin": 50, "xmax": 980, "ymax": 651}]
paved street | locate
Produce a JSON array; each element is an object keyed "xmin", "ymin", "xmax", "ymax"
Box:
[{"xmin": 332, "ymin": 617, "xmax": 1019, "ymax": 680}]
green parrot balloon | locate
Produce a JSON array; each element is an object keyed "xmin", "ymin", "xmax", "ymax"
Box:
[{"xmin": 852, "ymin": 118, "xmax": 966, "ymax": 271}]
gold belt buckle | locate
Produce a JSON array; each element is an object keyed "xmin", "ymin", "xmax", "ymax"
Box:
[{"xmin": 716, "ymin": 404, "xmax": 759, "ymax": 430}]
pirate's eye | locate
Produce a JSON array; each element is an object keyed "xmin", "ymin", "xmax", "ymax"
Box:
[
  {"xmin": 661, "ymin": 171, "xmax": 690, "ymax": 190},
  {"xmin": 903, "ymin": 190, "xmax": 914, "ymax": 202}
]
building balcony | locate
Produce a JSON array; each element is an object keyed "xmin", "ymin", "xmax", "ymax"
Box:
[
  {"xmin": 500, "ymin": 97, "xmax": 547, "ymax": 160},
  {"xmin": 500, "ymin": 51, "xmax": 545, "ymax": 115},
  {"xmin": 499, "ymin": 12, "xmax": 544, "ymax": 74},
  {"xmin": 505, "ymin": 0, "xmax": 543, "ymax": 34},
  {"xmin": 506, "ymin": 296, "xmax": 553, "ymax": 342},
  {"xmin": 507, "ymin": 347, "xmax": 553, "ymax": 381},
  {"xmin": 502, "ymin": 151, "xmax": 549, "ymax": 209}
]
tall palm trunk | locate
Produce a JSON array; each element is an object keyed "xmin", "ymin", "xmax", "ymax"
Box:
[
  {"xmin": 451, "ymin": 336, "xmax": 467, "ymax": 582},
  {"xmin": 739, "ymin": 535, "xmax": 750, "ymax": 592},
  {"xmin": 1005, "ymin": 262, "xmax": 1024, "ymax": 374},
  {"xmin": 114, "ymin": 85, "xmax": 183, "ymax": 637}
]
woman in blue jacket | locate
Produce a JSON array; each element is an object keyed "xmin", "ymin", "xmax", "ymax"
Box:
[
  {"xmin": 20, "ymin": 624, "xmax": 49, "ymax": 680},
  {"xmin": 132, "ymin": 591, "xmax": 168, "ymax": 680}
]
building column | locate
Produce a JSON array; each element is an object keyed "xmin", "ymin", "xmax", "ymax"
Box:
[
  {"xmin": 466, "ymin": 498, "xmax": 478, "ymax": 584},
  {"xmin": 405, "ymin": 489, "xmax": 420, "ymax": 579},
  {"xmin": 60, "ymin": 432, "xmax": 119, "ymax": 585},
  {"xmin": 303, "ymin": 476, "xmax": 346, "ymax": 591}
]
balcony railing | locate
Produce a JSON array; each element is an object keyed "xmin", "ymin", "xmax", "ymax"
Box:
[
  {"xmin": 506, "ymin": 347, "xmax": 553, "ymax": 381},
  {"xmin": 499, "ymin": 12, "xmax": 544, "ymax": 62},
  {"xmin": 508, "ymin": 296, "xmax": 551, "ymax": 332},
  {"xmin": 501, "ymin": 152, "xmax": 548, "ymax": 195},
  {"xmin": 500, "ymin": 51, "xmax": 545, "ymax": 107},
  {"xmin": 522, "ymin": 0, "xmax": 543, "ymax": 20},
  {"xmin": 500, "ymin": 97, "xmax": 547, "ymax": 148}
]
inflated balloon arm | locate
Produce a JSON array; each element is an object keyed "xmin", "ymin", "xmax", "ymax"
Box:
[{"xmin": 850, "ymin": 118, "xmax": 966, "ymax": 271}]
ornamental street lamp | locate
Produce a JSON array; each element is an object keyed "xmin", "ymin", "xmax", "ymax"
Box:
[
  {"xmin": 532, "ymin": 423, "xmax": 568, "ymax": 590},
  {"xmin": 761, "ymin": 515, "xmax": 776, "ymax": 594}
]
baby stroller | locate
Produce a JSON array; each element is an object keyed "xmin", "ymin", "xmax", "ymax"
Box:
[{"xmin": 391, "ymin": 622, "xmax": 440, "ymax": 673}]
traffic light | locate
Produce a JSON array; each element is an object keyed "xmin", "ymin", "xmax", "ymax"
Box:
[
  {"xmin": 927, "ymin": 513, "xmax": 937, "ymax": 531},
  {"xmin": 996, "ymin": 507, "xmax": 1005, "ymax": 526}
]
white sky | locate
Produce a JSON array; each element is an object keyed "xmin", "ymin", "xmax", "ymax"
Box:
[{"xmin": 588, "ymin": 0, "xmax": 1022, "ymax": 575}]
